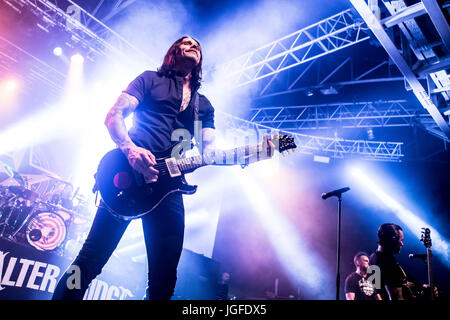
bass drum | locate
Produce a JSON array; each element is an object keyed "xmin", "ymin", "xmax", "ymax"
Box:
[{"xmin": 26, "ymin": 211, "xmax": 67, "ymax": 251}]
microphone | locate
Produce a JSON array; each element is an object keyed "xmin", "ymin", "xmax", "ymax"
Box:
[
  {"xmin": 409, "ymin": 253, "xmax": 427, "ymax": 260},
  {"xmin": 321, "ymin": 187, "xmax": 350, "ymax": 200}
]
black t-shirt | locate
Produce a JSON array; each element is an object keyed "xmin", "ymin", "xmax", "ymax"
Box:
[
  {"xmin": 215, "ymin": 283, "xmax": 229, "ymax": 300},
  {"xmin": 344, "ymin": 272, "xmax": 378, "ymax": 300},
  {"xmin": 123, "ymin": 70, "xmax": 215, "ymax": 153},
  {"xmin": 369, "ymin": 250, "xmax": 406, "ymax": 300}
]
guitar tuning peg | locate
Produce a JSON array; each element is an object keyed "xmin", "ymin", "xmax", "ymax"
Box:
[
  {"xmin": 292, "ymin": 149, "xmax": 295, "ymax": 153},
  {"xmin": 281, "ymin": 152, "xmax": 285, "ymax": 157}
]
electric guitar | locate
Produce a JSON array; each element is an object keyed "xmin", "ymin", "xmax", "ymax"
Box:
[
  {"xmin": 421, "ymin": 227, "xmax": 436, "ymax": 300},
  {"xmin": 401, "ymin": 228, "xmax": 436, "ymax": 300},
  {"xmin": 94, "ymin": 135, "xmax": 296, "ymax": 220}
]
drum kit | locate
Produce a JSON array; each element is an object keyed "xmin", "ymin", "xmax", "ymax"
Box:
[{"xmin": 0, "ymin": 167, "xmax": 92, "ymax": 256}]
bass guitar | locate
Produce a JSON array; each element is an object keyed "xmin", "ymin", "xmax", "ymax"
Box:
[
  {"xmin": 94, "ymin": 135, "xmax": 296, "ymax": 220},
  {"xmin": 401, "ymin": 227, "xmax": 437, "ymax": 300},
  {"xmin": 421, "ymin": 227, "xmax": 436, "ymax": 300}
]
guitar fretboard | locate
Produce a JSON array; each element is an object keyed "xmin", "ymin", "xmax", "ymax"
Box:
[{"xmin": 175, "ymin": 143, "xmax": 269, "ymax": 173}]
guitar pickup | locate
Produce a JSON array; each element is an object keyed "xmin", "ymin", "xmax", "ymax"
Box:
[{"xmin": 165, "ymin": 158, "xmax": 182, "ymax": 177}]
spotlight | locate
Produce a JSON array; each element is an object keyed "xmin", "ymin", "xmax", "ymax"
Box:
[
  {"xmin": 313, "ymin": 155, "xmax": 330, "ymax": 164},
  {"xmin": 53, "ymin": 46, "xmax": 63, "ymax": 56},
  {"xmin": 367, "ymin": 128, "xmax": 375, "ymax": 140},
  {"xmin": 319, "ymin": 86, "xmax": 338, "ymax": 95},
  {"xmin": 306, "ymin": 89, "xmax": 314, "ymax": 97},
  {"xmin": 5, "ymin": 80, "xmax": 17, "ymax": 91},
  {"xmin": 71, "ymin": 53, "xmax": 84, "ymax": 65}
]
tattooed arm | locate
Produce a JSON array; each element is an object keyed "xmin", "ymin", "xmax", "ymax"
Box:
[{"xmin": 105, "ymin": 92, "xmax": 159, "ymax": 182}]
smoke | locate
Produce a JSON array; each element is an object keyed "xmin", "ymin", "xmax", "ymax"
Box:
[
  {"xmin": 101, "ymin": 0, "xmax": 195, "ymax": 74},
  {"xmin": 94, "ymin": 0, "xmax": 304, "ymax": 114},
  {"xmin": 203, "ymin": 0, "xmax": 303, "ymax": 65},
  {"xmin": 200, "ymin": 0, "xmax": 304, "ymax": 114}
]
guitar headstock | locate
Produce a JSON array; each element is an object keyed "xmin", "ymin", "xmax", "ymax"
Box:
[
  {"xmin": 420, "ymin": 228, "xmax": 432, "ymax": 249},
  {"xmin": 273, "ymin": 134, "xmax": 297, "ymax": 154}
]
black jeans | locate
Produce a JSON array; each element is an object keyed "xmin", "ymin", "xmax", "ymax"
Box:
[{"xmin": 52, "ymin": 193, "xmax": 184, "ymax": 300}]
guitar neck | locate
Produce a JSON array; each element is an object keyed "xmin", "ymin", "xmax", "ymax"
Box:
[
  {"xmin": 426, "ymin": 248, "xmax": 435, "ymax": 299},
  {"xmin": 175, "ymin": 143, "xmax": 269, "ymax": 173}
]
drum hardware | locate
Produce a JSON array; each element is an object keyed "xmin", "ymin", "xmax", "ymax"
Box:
[
  {"xmin": 7, "ymin": 186, "xmax": 39, "ymax": 202},
  {"xmin": 0, "ymin": 197, "xmax": 67, "ymax": 252},
  {"xmin": 0, "ymin": 203, "xmax": 17, "ymax": 238},
  {"xmin": 0, "ymin": 171, "xmax": 92, "ymax": 254},
  {"xmin": 0, "ymin": 190, "xmax": 31, "ymax": 238},
  {"xmin": 6, "ymin": 200, "xmax": 45, "ymax": 241},
  {"xmin": 0, "ymin": 186, "xmax": 14, "ymax": 206}
]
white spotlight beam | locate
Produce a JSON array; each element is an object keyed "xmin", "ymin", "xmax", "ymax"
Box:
[
  {"xmin": 220, "ymin": 9, "xmax": 371, "ymax": 88},
  {"xmin": 235, "ymin": 168, "xmax": 329, "ymax": 296},
  {"xmin": 0, "ymin": 104, "xmax": 78, "ymax": 154},
  {"xmin": 219, "ymin": 111, "xmax": 404, "ymax": 162},
  {"xmin": 350, "ymin": 168, "xmax": 450, "ymax": 264}
]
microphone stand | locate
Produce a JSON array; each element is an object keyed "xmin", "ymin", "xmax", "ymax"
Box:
[
  {"xmin": 335, "ymin": 194, "xmax": 342, "ymax": 301},
  {"xmin": 322, "ymin": 187, "xmax": 350, "ymax": 300}
]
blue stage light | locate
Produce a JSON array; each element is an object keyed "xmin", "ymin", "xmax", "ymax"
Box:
[{"xmin": 349, "ymin": 166, "xmax": 449, "ymax": 265}]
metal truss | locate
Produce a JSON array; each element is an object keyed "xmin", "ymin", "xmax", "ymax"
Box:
[
  {"xmin": 253, "ymin": 58, "xmax": 404, "ymax": 100},
  {"xmin": 350, "ymin": 0, "xmax": 450, "ymax": 140},
  {"xmin": 1, "ymin": 0, "xmax": 148, "ymax": 105},
  {"xmin": 246, "ymin": 100, "xmax": 431, "ymax": 131},
  {"xmin": 218, "ymin": 111, "xmax": 404, "ymax": 162},
  {"xmin": 85, "ymin": 0, "xmax": 138, "ymax": 27},
  {"xmin": 0, "ymin": 34, "xmax": 65, "ymax": 102},
  {"xmin": 382, "ymin": 0, "xmax": 449, "ymax": 101},
  {"xmin": 6, "ymin": 0, "xmax": 149, "ymax": 62},
  {"xmin": 220, "ymin": 9, "xmax": 371, "ymax": 89}
]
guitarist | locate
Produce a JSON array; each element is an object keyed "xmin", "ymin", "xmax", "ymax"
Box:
[
  {"xmin": 369, "ymin": 223, "xmax": 424, "ymax": 300},
  {"xmin": 52, "ymin": 36, "xmax": 274, "ymax": 300}
]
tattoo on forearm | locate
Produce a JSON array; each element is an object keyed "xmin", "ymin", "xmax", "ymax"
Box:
[
  {"xmin": 116, "ymin": 94, "xmax": 134, "ymax": 109},
  {"xmin": 105, "ymin": 93, "xmax": 138, "ymax": 149}
]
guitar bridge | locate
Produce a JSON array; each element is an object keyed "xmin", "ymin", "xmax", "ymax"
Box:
[{"xmin": 165, "ymin": 158, "xmax": 182, "ymax": 177}]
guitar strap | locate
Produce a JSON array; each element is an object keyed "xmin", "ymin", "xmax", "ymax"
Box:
[
  {"xmin": 397, "ymin": 263, "xmax": 408, "ymax": 283},
  {"xmin": 192, "ymin": 91, "xmax": 201, "ymax": 153},
  {"xmin": 193, "ymin": 91, "xmax": 199, "ymax": 121}
]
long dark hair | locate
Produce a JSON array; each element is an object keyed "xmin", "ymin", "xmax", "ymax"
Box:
[{"xmin": 157, "ymin": 36, "xmax": 203, "ymax": 91}]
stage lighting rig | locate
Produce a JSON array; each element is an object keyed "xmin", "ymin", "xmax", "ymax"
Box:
[{"xmin": 6, "ymin": 0, "xmax": 151, "ymax": 63}]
